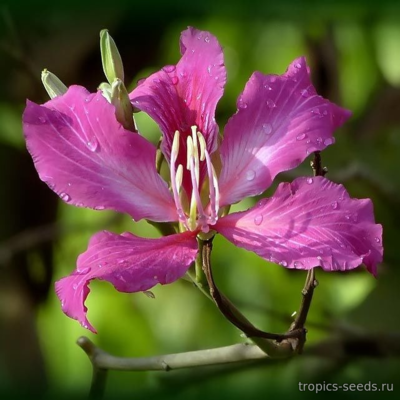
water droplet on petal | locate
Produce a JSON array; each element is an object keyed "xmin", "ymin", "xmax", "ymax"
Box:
[
  {"xmin": 73, "ymin": 284, "xmax": 78, "ymax": 290},
  {"xmin": 239, "ymin": 101, "xmax": 248, "ymax": 109},
  {"xmin": 324, "ymin": 138, "xmax": 334, "ymax": 146},
  {"xmin": 331, "ymin": 201, "xmax": 338, "ymax": 209},
  {"xmin": 375, "ymin": 237, "xmax": 381, "ymax": 243},
  {"xmin": 204, "ymin": 36, "xmax": 210, "ymax": 43},
  {"xmin": 94, "ymin": 205, "xmax": 105, "ymax": 210},
  {"xmin": 153, "ymin": 78, "xmax": 161, "ymax": 84},
  {"xmin": 316, "ymin": 137, "xmax": 323, "ymax": 144},
  {"xmin": 323, "ymin": 109, "xmax": 328, "ymax": 116},
  {"xmin": 79, "ymin": 267, "xmax": 90, "ymax": 274},
  {"xmin": 60, "ymin": 192, "xmax": 71, "ymax": 202},
  {"xmin": 295, "ymin": 62, "xmax": 302, "ymax": 69},
  {"xmin": 262, "ymin": 123, "xmax": 272, "ymax": 134},
  {"xmin": 279, "ymin": 260, "xmax": 288, "ymax": 267},
  {"xmin": 301, "ymin": 89, "xmax": 309, "ymax": 98},
  {"xmin": 267, "ymin": 99, "xmax": 276, "ymax": 109},
  {"xmin": 307, "ymin": 177, "xmax": 313, "ymax": 184},
  {"xmin": 38, "ymin": 116, "xmax": 46, "ymax": 123},
  {"xmin": 163, "ymin": 65, "xmax": 176, "ymax": 73},
  {"xmin": 345, "ymin": 214, "xmax": 351, "ymax": 220},
  {"xmin": 171, "ymin": 76, "xmax": 179, "ymax": 85},
  {"xmin": 294, "ymin": 261, "xmax": 304, "ymax": 268},
  {"xmin": 246, "ymin": 169, "xmax": 256, "ymax": 181},
  {"xmin": 87, "ymin": 138, "xmax": 98, "ymax": 152},
  {"xmin": 254, "ymin": 214, "xmax": 263, "ymax": 226},
  {"xmin": 296, "ymin": 133, "xmax": 306, "ymax": 141},
  {"xmin": 264, "ymin": 84, "xmax": 272, "ymax": 90}
]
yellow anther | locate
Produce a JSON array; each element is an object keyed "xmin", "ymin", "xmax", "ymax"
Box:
[
  {"xmin": 197, "ymin": 131, "xmax": 206, "ymax": 161},
  {"xmin": 187, "ymin": 136, "xmax": 194, "ymax": 170},
  {"xmin": 175, "ymin": 164, "xmax": 183, "ymax": 191}
]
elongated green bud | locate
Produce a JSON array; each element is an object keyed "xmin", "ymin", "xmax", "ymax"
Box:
[
  {"xmin": 111, "ymin": 79, "xmax": 136, "ymax": 131},
  {"xmin": 41, "ymin": 69, "xmax": 67, "ymax": 99},
  {"xmin": 100, "ymin": 29, "xmax": 124, "ymax": 84}
]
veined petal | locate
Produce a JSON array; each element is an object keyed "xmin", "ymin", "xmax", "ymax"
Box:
[
  {"xmin": 23, "ymin": 85, "xmax": 177, "ymax": 222},
  {"xmin": 55, "ymin": 230, "xmax": 198, "ymax": 332},
  {"xmin": 215, "ymin": 177, "xmax": 383, "ymax": 276},
  {"xmin": 129, "ymin": 27, "xmax": 226, "ymax": 159},
  {"xmin": 218, "ymin": 57, "xmax": 351, "ymax": 207}
]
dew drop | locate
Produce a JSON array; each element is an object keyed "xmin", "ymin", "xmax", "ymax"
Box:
[
  {"xmin": 204, "ymin": 36, "xmax": 210, "ymax": 43},
  {"xmin": 296, "ymin": 133, "xmax": 306, "ymax": 141},
  {"xmin": 279, "ymin": 260, "xmax": 288, "ymax": 267},
  {"xmin": 87, "ymin": 138, "xmax": 98, "ymax": 152},
  {"xmin": 254, "ymin": 214, "xmax": 263, "ymax": 226},
  {"xmin": 171, "ymin": 76, "xmax": 179, "ymax": 85},
  {"xmin": 153, "ymin": 78, "xmax": 161, "ymax": 84},
  {"xmin": 316, "ymin": 137, "xmax": 323, "ymax": 144},
  {"xmin": 246, "ymin": 169, "xmax": 256, "ymax": 181},
  {"xmin": 38, "ymin": 116, "xmax": 46, "ymax": 123},
  {"xmin": 306, "ymin": 177, "xmax": 313, "ymax": 184},
  {"xmin": 73, "ymin": 284, "xmax": 78, "ymax": 290},
  {"xmin": 295, "ymin": 62, "xmax": 302, "ymax": 69},
  {"xmin": 60, "ymin": 192, "xmax": 71, "ymax": 202},
  {"xmin": 267, "ymin": 99, "xmax": 276, "ymax": 109},
  {"xmin": 264, "ymin": 84, "xmax": 272, "ymax": 90},
  {"xmin": 207, "ymin": 65, "xmax": 212, "ymax": 75},
  {"xmin": 270, "ymin": 76, "xmax": 277, "ymax": 83},
  {"xmin": 94, "ymin": 205, "xmax": 105, "ymax": 210},
  {"xmin": 345, "ymin": 214, "xmax": 351, "ymax": 220},
  {"xmin": 331, "ymin": 201, "xmax": 338, "ymax": 209},
  {"xmin": 163, "ymin": 65, "xmax": 176, "ymax": 73},
  {"xmin": 294, "ymin": 261, "xmax": 304, "ymax": 268},
  {"xmin": 79, "ymin": 267, "xmax": 90, "ymax": 274},
  {"xmin": 239, "ymin": 101, "xmax": 248, "ymax": 109},
  {"xmin": 317, "ymin": 256, "xmax": 322, "ymax": 261},
  {"xmin": 301, "ymin": 89, "xmax": 309, "ymax": 98},
  {"xmin": 306, "ymin": 147, "xmax": 313, "ymax": 155},
  {"xmin": 312, "ymin": 108, "xmax": 321, "ymax": 115},
  {"xmin": 324, "ymin": 138, "xmax": 334, "ymax": 146},
  {"xmin": 323, "ymin": 109, "xmax": 328, "ymax": 116},
  {"xmin": 137, "ymin": 78, "xmax": 146, "ymax": 85},
  {"xmin": 262, "ymin": 123, "xmax": 272, "ymax": 134},
  {"xmin": 375, "ymin": 237, "xmax": 381, "ymax": 243}
]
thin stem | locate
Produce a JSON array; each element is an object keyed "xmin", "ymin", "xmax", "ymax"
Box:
[
  {"xmin": 77, "ymin": 337, "xmax": 109, "ymax": 399},
  {"xmin": 200, "ymin": 238, "xmax": 302, "ymax": 357}
]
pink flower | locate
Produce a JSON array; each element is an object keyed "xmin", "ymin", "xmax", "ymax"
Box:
[{"xmin": 22, "ymin": 27, "xmax": 383, "ymax": 332}]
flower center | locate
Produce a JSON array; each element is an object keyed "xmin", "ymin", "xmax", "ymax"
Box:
[{"xmin": 170, "ymin": 126, "xmax": 220, "ymax": 233}]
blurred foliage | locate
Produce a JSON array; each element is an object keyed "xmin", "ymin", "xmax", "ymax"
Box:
[{"xmin": 1, "ymin": 0, "xmax": 400, "ymax": 399}]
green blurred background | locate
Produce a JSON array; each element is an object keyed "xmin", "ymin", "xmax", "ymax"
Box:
[{"xmin": 1, "ymin": 0, "xmax": 400, "ymax": 398}]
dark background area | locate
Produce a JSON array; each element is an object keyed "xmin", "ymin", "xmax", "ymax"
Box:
[{"xmin": 0, "ymin": 0, "xmax": 399, "ymax": 398}]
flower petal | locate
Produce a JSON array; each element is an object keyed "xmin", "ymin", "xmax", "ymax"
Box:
[
  {"xmin": 23, "ymin": 85, "xmax": 177, "ymax": 222},
  {"xmin": 129, "ymin": 27, "xmax": 226, "ymax": 157},
  {"xmin": 218, "ymin": 57, "xmax": 351, "ymax": 207},
  {"xmin": 55, "ymin": 230, "xmax": 198, "ymax": 332},
  {"xmin": 215, "ymin": 177, "xmax": 383, "ymax": 276}
]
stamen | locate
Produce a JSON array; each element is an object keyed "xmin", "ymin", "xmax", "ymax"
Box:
[
  {"xmin": 189, "ymin": 156, "xmax": 208, "ymax": 232},
  {"xmin": 171, "ymin": 130, "xmax": 180, "ymax": 160},
  {"xmin": 186, "ymin": 136, "xmax": 193, "ymax": 170},
  {"xmin": 170, "ymin": 131, "xmax": 188, "ymax": 229},
  {"xmin": 205, "ymin": 150, "xmax": 219, "ymax": 224},
  {"xmin": 175, "ymin": 164, "xmax": 183, "ymax": 191},
  {"xmin": 190, "ymin": 126, "xmax": 200, "ymax": 185},
  {"xmin": 197, "ymin": 131, "xmax": 206, "ymax": 162}
]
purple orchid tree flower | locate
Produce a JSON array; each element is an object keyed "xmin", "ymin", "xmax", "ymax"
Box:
[{"xmin": 22, "ymin": 27, "xmax": 383, "ymax": 333}]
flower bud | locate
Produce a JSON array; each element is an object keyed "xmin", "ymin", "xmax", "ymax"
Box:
[
  {"xmin": 100, "ymin": 29, "xmax": 124, "ymax": 84},
  {"xmin": 41, "ymin": 69, "xmax": 67, "ymax": 99},
  {"xmin": 111, "ymin": 79, "xmax": 136, "ymax": 132}
]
